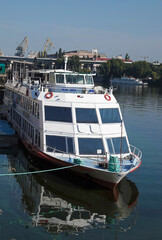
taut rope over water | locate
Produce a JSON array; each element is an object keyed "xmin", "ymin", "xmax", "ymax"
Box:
[{"xmin": 0, "ymin": 164, "xmax": 80, "ymax": 177}]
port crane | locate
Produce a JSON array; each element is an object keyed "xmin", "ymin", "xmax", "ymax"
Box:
[
  {"xmin": 15, "ymin": 37, "xmax": 28, "ymax": 57},
  {"xmin": 42, "ymin": 38, "xmax": 54, "ymax": 57}
]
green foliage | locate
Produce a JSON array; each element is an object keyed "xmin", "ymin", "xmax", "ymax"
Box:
[
  {"xmin": 67, "ymin": 56, "xmax": 80, "ymax": 72},
  {"xmin": 99, "ymin": 61, "xmax": 111, "ymax": 80},
  {"xmin": 110, "ymin": 59, "xmax": 125, "ymax": 78},
  {"xmin": 79, "ymin": 68, "xmax": 91, "ymax": 73},
  {"xmin": 125, "ymin": 53, "xmax": 130, "ymax": 60},
  {"xmin": 55, "ymin": 48, "xmax": 65, "ymax": 58},
  {"xmin": 54, "ymin": 48, "xmax": 66, "ymax": 69},
  {"xmin": 99, "ymin": 59, "xmax": 125, "ymax": 81},
  {"xmin": 55, "ymin": 57, "xmax": 64, "ymax": 69},
  {"xmin": 131, "ymin": 61, "xmax": 152, "ymax": 78},
  {"xmin": 100, "ymin": 59, "xmax": 162, "ymax": 86}
]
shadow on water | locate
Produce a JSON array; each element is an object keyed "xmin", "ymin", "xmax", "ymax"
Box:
[{"xmin": 0, "ymin": 144, "xmax": 140, "ymax": 236}]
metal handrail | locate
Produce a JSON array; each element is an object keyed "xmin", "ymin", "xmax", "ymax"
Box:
[
  {"xmin": 44, "ymin": 144, "xmax": 106, "ymax": 163},
  {"xmin": 44, "ymin": 144, "xmax": 142, "ymax": 169},
  {"xmin": 130, "ymin": 145, "xmax": 142, "ymax": 159},
  {"xmin": 6, "ymin": 79, "xmax": 112, "ymax": 95}
]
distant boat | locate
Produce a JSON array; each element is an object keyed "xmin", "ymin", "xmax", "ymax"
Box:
[{"xmin": 111, "ymin": 77, "xmax": 148, "ymax": 86}]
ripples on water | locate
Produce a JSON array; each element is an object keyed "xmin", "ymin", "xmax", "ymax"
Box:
[
  {"xmin": 115, "ymin": 86, "xmax": 162, "ymax": 240},
  {"xmin": 0, "ymin": 86, "xmax": 162, "ymax": 239}
]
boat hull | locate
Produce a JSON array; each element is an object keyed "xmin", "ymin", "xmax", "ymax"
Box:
[{"xmin": 21, "ymin": 139, "xmax": 127, "ymax": 190}]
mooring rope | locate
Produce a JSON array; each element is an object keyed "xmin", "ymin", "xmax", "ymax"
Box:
[{"xmin": 0, "ymin": 163, "xmax": 80, "ymax": 177}]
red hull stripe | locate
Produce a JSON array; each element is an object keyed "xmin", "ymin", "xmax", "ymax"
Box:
[
  {"xmin": 130, "ymin": 160, "xmax": 141, "ymax": 173},
  {"xmin": 21, "ymin": 139, "xmax": 119, "ymax": 190}
]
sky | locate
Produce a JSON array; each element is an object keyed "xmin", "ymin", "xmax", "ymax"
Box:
[{"xmin": 0, "ymin": 0, "xmax": 162, "ymax": 62}]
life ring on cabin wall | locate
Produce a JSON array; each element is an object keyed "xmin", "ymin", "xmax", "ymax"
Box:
[
  {"xmin": 104, "ymin": 94, "xmax": 111, "ymax": 101},
  {"xmin": 45, "ymin": 92, "xmax": 53, "ymax": 99}
]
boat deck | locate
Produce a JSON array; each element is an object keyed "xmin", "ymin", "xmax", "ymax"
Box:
[{"xmin": 46, "ymin": 150, "xmax": 140, "ymax": 174}]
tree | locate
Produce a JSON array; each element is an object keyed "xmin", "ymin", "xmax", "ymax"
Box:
[
  {"xmin": 130, "ymin": 61, "xmax": 152, "ymax": 78},
  {"xmin": 67, "ymin": 56, "xmax": 80, "ymax": 72},
  {"xmin": 110, "ymin": 59, "xmax": 125, "ymax": 78},
  {"xmin": 55, "ymin": 57, "xmax": 64, "ymax": 69},
  {"xmin": 125, "ymin": 53, "xmax": 130, "ymax": 60},
  {"xmin": 54, "ymin": 48, "xmax": 66, "ymax": 69},
  {"xmin": 55, "ymin": 48, "xmax": 65, "ymax": 58},
  {"xmin": 99, "ymin": 59, "xmax": 125, "ymax": 82},
  {"xmin": 99, "ymin": 61, "xmax": 111, "ymax": 80}
]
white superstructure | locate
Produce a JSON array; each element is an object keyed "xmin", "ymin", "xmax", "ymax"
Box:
[
  {"xmin": 4, "ymin": 69, "xmax": 142, "ymax": 189},
  {"xmin": 111, "ymin": 77, "xmax": 147, "ymax": 86}
]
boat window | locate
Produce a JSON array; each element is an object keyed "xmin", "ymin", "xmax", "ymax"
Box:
[
  {"xmin": 85, "ymin": 75, "xmax": 93, "ymax": 85},
  {"xmin": 78, "ymin": 138, "xmax": 104, "ymax": 155},
  {"xmin": 106, "ymin": 137, "xmax": 129, "ymax": 154},
  {"xmin": 66, "ymin": 75, "xmax": 84, "ymax": 84},
  {"xmin": 56, "ymin": 74, "xmax": 64, "ymax": 84},
  {"xmin": 99, "ymin": 108, "xmax": 121, "ymax": 123},
  {"xmin": 46, "ymin": 135, "xmax": 74, "ymax": 153},
  {"xmin": 45, "ymin": 106, "xmax": 72, "ymax": 122},
  {"xmin": 76, "ymin": 108, "xmax": 98, "ymax": 123},
  {"xmin": 67, "ymin": 137, "xmax": 74, "ymax": 153}
]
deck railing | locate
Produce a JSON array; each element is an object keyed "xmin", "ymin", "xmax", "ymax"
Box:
[
  {"xmin": 130, "ymin": 145, "xmax": 142, "ymax": 160},
  {"xmin": 44, "ymin": 144, "xmax": 142, "ymax": 171},
  {"xmin": 44, "ymin": 144, "xmax": 102, "ymax": 163},
  {"xmin": 6, "ymin": 79, "xmax": 113, "ymax": 95}
]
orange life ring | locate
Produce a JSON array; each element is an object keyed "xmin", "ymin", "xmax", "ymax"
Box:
[
  {"xmin": 104, "ymin": 94, "xmax": 111, "ymax": 101},
  {"xmin": 45, "ymin": 92, "xmax": 53, "ymax": 99}
]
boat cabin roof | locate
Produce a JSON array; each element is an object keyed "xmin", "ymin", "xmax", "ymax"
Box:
[{"xmin": 28, "ymin": 69, "xmax": 95, "ymax": 88}]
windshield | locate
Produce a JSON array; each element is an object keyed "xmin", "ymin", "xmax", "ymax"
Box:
[
  {"xmin": 85, "ymin": 75, "xmax": 93, "ymax": 85},
  {"xmin": 66, "ymin": 75, "xmax": 85, "ymax": 84},
  {"xmin": 56, "ymin": 74, "xmax": 64, "ymax": 84}
]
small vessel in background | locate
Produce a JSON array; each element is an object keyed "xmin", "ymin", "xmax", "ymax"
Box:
[
  {"xmin": 3, "ymin": 60, "xmax": 142, "ymax": 190},
  {"xmin": 111, "ymin": 76, "xmax": 148, "ymax": 86}
]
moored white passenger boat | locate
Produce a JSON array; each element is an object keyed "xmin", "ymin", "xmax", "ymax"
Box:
[
  {"xmin": 3, "ymin": 68, "xmax": 142, "ymax": 189},
  {"xmin": 111, "ymin": 76, "xmax": 147, "ymax": 86}
]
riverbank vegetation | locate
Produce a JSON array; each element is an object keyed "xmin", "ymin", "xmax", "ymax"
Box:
[
  {"xmin": 52, "ymin": 48, "xmax": 162, "ymax": 86},
  {"xmin": 99, "ymin": 59, "xmax": 162, "ymax": 86}
]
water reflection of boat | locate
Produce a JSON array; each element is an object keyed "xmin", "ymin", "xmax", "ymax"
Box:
[{"xmin": 8, "ymin": 148, "xmax": 139, "ymax": 234}]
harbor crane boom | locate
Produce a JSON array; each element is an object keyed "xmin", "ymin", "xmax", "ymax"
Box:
[
  {"xmin": 15, "ymin": 37, "xmax": 28, "ymax": 57},
  {"xmin": 42, "ymin": 38, "xmax": 54, "ymax": 57}
]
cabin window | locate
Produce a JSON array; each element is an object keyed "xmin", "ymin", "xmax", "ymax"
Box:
[
  {"xmin": 85, "ymin": 75, "xmax": 93, "ymax": 85},
  {"xmin": 78, "ymin": 138, "xmax": 104, "ymax": 155},
  {"xmin": 45, "ymin": 106, "xmax": 72, "ymax": 122},
  {"xmin": 106, "ymin": 137, "xmax": 129, "ymax": 154},
  {"xmin": 99, "ymin": 108, "xmax": 121, "ymax": 123},
  {"xmin": 66, "ymin": 75, "xmax": 84, "ymax": 84},
  {"xmin": 56, "ymin": 74, "xmax": 64, "ymax": 84},
  {"xmin": 67, "ymin": 137, "xmax": 74, "ymax": 153},
  {"xmin": 76, "ymin": 108, "xmax": 98, "ymax": 123},
  {"xmin": 46, "ymin": 135, "xmax": 74, "ymax": 153}
]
